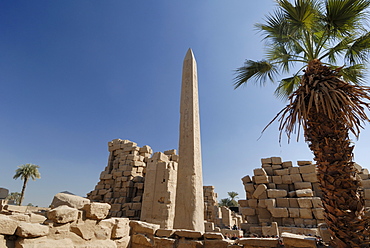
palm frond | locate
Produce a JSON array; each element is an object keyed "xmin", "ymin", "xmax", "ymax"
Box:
[
  {"xmin": 339, "ymin": 64, "xmax": 366, "ymax": 85},
  {"xmin": 275, "ymin": 74, "xmax": 302, "ymax": 99},
  {"xmin": 344, "ymin": 32, "xmax": 370, "ymax": 64},
  {"xmin": 234, "ymin": 60, "xmax": 278, "ymax": 89}
]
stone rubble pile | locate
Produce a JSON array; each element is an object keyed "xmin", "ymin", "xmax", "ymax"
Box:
[{"xmin": 0, "ymin": 192, "xmax": 320, "ymax": 248}]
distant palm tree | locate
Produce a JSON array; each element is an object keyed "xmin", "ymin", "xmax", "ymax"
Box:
[
  {"xmin": 218, "ymin": 198, "xmax": 232, "ymax": 207},
  {"xmin": 234, "ymin": 1, "xmax": 370, "ymax": 246},
  {"xmin": 227, "ymin": 191, "xmax": 239, "ymax": 206},
  {"xmin": 6, "ymin": 192, "xmax": 21, "ymax": 205},
  {"xmin": 13, "ymin": 163, "xmax": 41, "ymax": 206}
]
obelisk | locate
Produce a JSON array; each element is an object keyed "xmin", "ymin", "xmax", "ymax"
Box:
[{"xmin": 173, "ymin": 49, "xmax": 204, "ymax": 232}]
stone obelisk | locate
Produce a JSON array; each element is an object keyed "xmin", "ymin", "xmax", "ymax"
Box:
[{"xmin": 173, "ymin": 49, "xmax": 204, "ymax": 232}]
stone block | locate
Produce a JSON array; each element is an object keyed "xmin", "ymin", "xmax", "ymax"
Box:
[
  {"xmin": 246, "ymin": 215, "xmax": 259, "ymax": 224},
  {"xmin": 131, "ymin": 233, "xmax": 153, "ymax": 247},
  {"xmin": 240, "ymin": 207, "xmax": 255, "ymax": 216},
  {"xmin": 272, "ymin": 164, "xmax": 282, "ymax": 170},
  {"xmin": 238, "ymin": 199, "xmax": 248, "ymax": 207},
  {"xmin": 299, "ymin": 164, "xmax": 316, "ymax": 174},
  {"xmin": 276, "ymin": 198, "xmax": 290, "ymax": 208},
  {"xmin": 274, "ymin": 169, "xmax": 289, "ymax": 176},
  {"xmin": 289, "ymin": 198, "xmax": 299, "ymax": 208},
  {"xmin": 156, "ymin": 228, "xmax": 175, "ymax": 237},
  {"xmin": 271, "ymin": 157, "xmax": 282, "ymax": 164},
  {"xmin": 174, "ymin": 229, "xmax": 203, "ymax": 239},
  {"xmin": 300, "ymin": 209, "xmax": 313, "ymax": 219},
  {"xmin": 296, "ymin": 189, "xmax": 314, "ymax": 197},
  {"xmin": 294, "ymin": 182, "xmax": 312, "ymax": 190},
  {"xmin": 16, "ymin": 222, "xmax": 49, "ymax": 238},
  {"xmin": 297, "ymin": 161, "xmax": 313, "ymax": 166},
  {"xmin": 362, "ymin": 180, "xmax": 370, "ymax": 189},
  {"xmin": 177, "ymin": 240, "xmax": 204, "ymax": 248},
  {"xmin": 258, "ymin": 199, "xmax": 267, "ymax": 208},
  {"xmin": 288, "ymin": 208, "xmax": 300, "ymax": 218},
  {"xmin": 276, "ymin": 184, "xmax": 289, "ymax": 191},
  {"xmin": 241, "ymin": 175, "xmax": 252, "ymax": 184},
  {"xmin": 15, "ymin": 237, "xmax": 75, "ymax": 248},
  {"xmin": 203, "ymin": 232, "xmax": 224, "ymax": 240},
  {"xmin": 264, "ymin": 167, "xmax": 274, "ymax": 176},
  {"xmin": 282, "ymin": 175, "xmax": 292, "ymax": 184},
  {"xmin": 282, "ymin": 161, "xmax": 293, "ymax": 168},
  {"xmin": 130, "ymin": 220, "xmax": 160, "ymax": 235},
  {"xmin": 237, "ymin": 237, "xmax": 279, "ymax": 247},
  {"xmin": 282, "ymin": 217, "xmax": 295, "ymax": 226},
  {"xmin": 262, "ymin": 222, "xmax": 279, "ymax": 236},
  {"xmin": 253, "ymin": 175, "xmax": 269, "ymax": 184},
  {"xmin": 253, "ymin": 184, "xmax": 267, "ymax": 199},
  {"xmin": 47, "ymin": 205, "xmax": 79, "ymax": 224},
  {"xmin": 312, "ymin": 208, "xmax": 325, "ymax": 220},
  {"xmin": 311, "ymin": 197, "xmax": 323, "ymax": 208},
  {"xmin": 270, "ymin": 208, "xmax": 289, "ymax": 218},
  {"xmin": 268, "ymin": 183, "xmax": 276, "ymax": 189},
  {"xmin": 247, "ymin": 199, "xmax": 258, "ymax": 208},
  {"xmin": 272, "ymin": 176, "xmax": 282, "ymax": 184},
  {"xmin": 282, "ymin": 232, "xmax": 317, "ymax": 247},
  {"xmin": 267, "ymin": 189, "xmax": 287, "ymax": 198},
  {"xmin": 257, "ymin": 207, "xmax": 272, "ymax": 219},
  {"xmin": 244, "ymin": 183, "xmax": 255, "ymax": 193},
  {"xmin": 254, "ymin": 168, "xmax": 267, "ymax": 176},
  {"xmin": 261, "ymin": 158, "xmax": 272, "ymax": 164},
  {"xmin": 83, "ymin": 202, "xmax": 111, "ymax": 220},
  {"xmin": 365, "ymin": 189, "xmax": 370, "ymax": 200},
  {"xmin": 50, "ymin": 192, "xmax": 90, "ymax": 210},
  {"xmin": 265, "ymin": 199, "xmax": 276, "ymax": 209},
  {"xmin": 290, "ymin": 173, "xmax": 303, "ymax": 182},
  {"xmin": 0, "ymin": 215, "xmax": 18, "ymax": 235},
  {"xmin": 0, "ymin": 188, "xmax": 9, "ymax": 199},
  {"xmin": 302, "ymin": 173, "xmax": 318, "ymax": 183},
  {"xmin": 297, "ymin": 198, "xmax": 313, "ymax": 208},
  {"xmin": 289, "ymin": 167, "xmax": 300, "ymax": 174},
  {"xmin": 288, "ymin": 191, "xmax": 296, "ymax": 198}
]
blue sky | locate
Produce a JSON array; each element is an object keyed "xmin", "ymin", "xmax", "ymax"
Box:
[{"xmin": 1, "ymin": 1, "xmax": 369, "ymax": 207}]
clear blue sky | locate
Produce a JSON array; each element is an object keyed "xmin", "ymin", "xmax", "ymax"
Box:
[{"xmin": 1, "ymin": 1, "xmax": 369, "ymax": 207}]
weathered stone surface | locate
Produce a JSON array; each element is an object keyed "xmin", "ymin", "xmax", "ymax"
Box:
[
  {"xmin": 155, "ymin": 228, "xmax": 175, "ymax": 237},
  {"xmin": 130, "ymin": 220, "xmax": 160, "ymax": 235},
  {"xmin": 254, "ymin": 175, "xmax": 269, "ymax": 184},
  {"xmin": 83, "ymin": 202, "xmax": 111, "ymax": 220},
  {"xmin": 204, "ymin": 239, "xmax": 231, "ymax": 248},
  {"xmin": 70, "ymin": 219, "xmax": 96, "ymax": 240},
  {"xmin": 253, "ymin": 184, "xmax": 267, "ymax": 199},
  {"xmin": 302, "ymin": 173, "xmax": 318, "ymax": 183},
  {"xmin": 270, "ymin": 208, "xmax": 289, "ymax": 218},
  {"xmin": 131, "ymin": 233, "xmax": 153, "ymax": 247},
  {"xmin": 153, "ymin": 237, "xmax": 175, "ymax": 248},
  {"xmin": 254, "ymin": 168, "xmax": 267, "ymax": 176},
  {"xmin": 174, "ymin": 229, "xmax": 203, "ymax": 239},
  {"xmin": 297, "ymin": 198, "xmax": 313, "ymax": 208},
  {"xmin": 267, "ymin": 189, "xmax": 287, "ymax": 198},
  {"xmin": 47, "ymin": 205, "xmax": 79, "ymax": 224},
  {"xmin": 16, "ymin": 222, "xmax": 49, "ymax": 238},
  {"xmin": 51, "ymin": 193, "xmax": 90, "ymax": 210},
  {"xmin": 282, "ymin": 232, "xmax": 317, "ymax": 247},
  {"xmin": 240, "ymin": 207, "xmax": 255, "ymax": 216},
  {"xmin": 112, "ymin": 218, "xmax": 130, "ymax": 239},
  {"xmin": 30, "ymin": 213, "xmax": 47, "ymax": 223},
  {"xmin": 203, "ymin": 232, "xmax": 224, "ymax": 240},
  {"xmin": 177, "ymin": 239, "xmax": 203, "ymax": 248},
  {"xmin": 299, "ymin": 164, "xmax": 316, "ymax": 174},
  {"xmin": 237, "ymin": 237, "xmax": 279, "ymax": 247},
  {"xmin": 15, "ymin": 237, "xmax": 74, "ymax": 248},
  {"xmin": 74, "ymin": 240, "xmax": 117, "ymax": 248},
  {"xmin": 174, "ymin": 49, "xmax": 204, "ymax": 232},
  {"xmin": 294, "ymin": 182, "xmax": 312, "ymax": 190},
  {"xmin": 296, "ymin": 189, "xmax": 314, "ymax": 197},
  {"xmin": 8, "ymin": 213, "xmax": 30, "ymax": 222},
  {"xmin": 0, "ymin": 214, "xmax": 18, "ymax": 235},
  {"xmin": 262, "ymin": 222, "xmax": 279, "ymax": 236},
  {"xmin": 0, "ymin": 188, "xmax": 9, "ymax": 199}
]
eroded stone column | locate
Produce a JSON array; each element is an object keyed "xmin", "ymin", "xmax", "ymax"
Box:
[{"xmin": 173, "ymin": 49, "xmax": 204, "ymax": 232}]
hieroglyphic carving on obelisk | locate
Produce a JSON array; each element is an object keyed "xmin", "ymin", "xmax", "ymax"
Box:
[{"xmin": 173, "ymin": 49, "xmax": 205, "ymax": 232}]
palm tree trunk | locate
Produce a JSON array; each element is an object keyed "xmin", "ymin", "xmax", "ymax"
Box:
[
  {"xmin": 305, "ymin": 104, "xmax": 369, "ymax": 247},
  {"xmin": 19, "ymin": 177, "xmax": 28, "ymax": 206}
]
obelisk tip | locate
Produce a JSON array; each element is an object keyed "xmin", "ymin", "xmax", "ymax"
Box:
[{"xmin": 185, "ymin": 48, "xmax": 195, "ymax": 60}]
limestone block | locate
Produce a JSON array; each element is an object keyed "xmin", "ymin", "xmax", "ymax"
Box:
[
  {"xmin": 268, "ymin": 183, "xmax": 276, "ymax": 189},
  {"xmin": 276, "ymin": 198, "xmax": 289, "ymax": 208},
  {"xmin": 156, "ymin": 228, "xmax": 175, "ymax": 237},
  {"xmin": 294, "ymin": 182, "xmax": 312, "ymax": 190},
  {"xmin": 253, "ymin": 184, "xmax": 267, "ymax": 199},
  {"xmin": 112, "ymin": 218, "xmax": 130, "ymax": 239},
  {"xmin": 151, "ymin": 152, "xmax": 170, "ymax": 162},
  {"xmin": 261, "ymin": 222, "xmax": 279, "ymax": 237},
  {"xmin": 244, "ymin": 183, "xmax": 255, "ymax": 193},
  {"xmin": 254, "ymin": 168, "xmax": 267, "ymax": 176},
  {"xmin": 272, "ymin": 165, "xmax": 282, "ymax": 170},
  {"xmin": 257, "ymin": 207, "xmax": 272, "ymax": 219},
  {"xmin": 241, "ymin": 175, "xmax": 252, "ymax": 184},
  {"xmin": 265, "ymin": 199, "xmax": 276, "ymax": 209},
  {"xmin": 282, "ymin": 175, "xmax": 292, "ymax": 184},
  {"xmin": 247, "ymin": 199, "xmax": 258, "ymax": 208},
  {"xmin": 50, "ymin": 192, "xmax": 90, "ymax": 210},
  {"xmin": 272, "ymin": 176, "xmax": 282, "ymax": 184},
  {"xmin": 47, "ymin": 205, "xmax": 79, "ymax": 224},
  {"xmin": 131, "ymin": 233, "xmax": 153, "ymax": 247},
  {"xmin": 140, "ymin": 145, "xmax": 153, "ymax": 154},
  {"xmin": 362, "ymin": 179, "xmax": 370, "ymax": 189},
  {"xmin": 281, "ymin": 232, "xmax": 317, "ymax": 248},
  {"xmin": 290, "ymin": 174, "xmax": 303, "ymax": 182},
  {"xmin": 302, "ymin": 173, "xmax": 318, "ymax": 183},
  {"xmin": 253, "ymin": 175, "xmax": 269, "ymax": 184},
  {"xmin": 8, "ymin": 213, "xmax": 30, "ymax": 222},
  {"xmin": 30, "ymin": 213, "xmax": 47, "ymax": 224},
  {"xmin": 312, "ymin": 209, "xmax": 325, "ymax": 220},
  {"xmin": 130, "ymin": 220, "xmax": 160, "ymax": 235},
  {"xmin": 297, "ymin": 161, "xmax": 313, "ymax": 166},
  {"xmin": 267, "ymin": 189, "xmax": 287, "ymax": 198},
  {"xmin": 204, "ymin": 222, "xmax": 214, "ymax": 232},
  {"xmin": 246, "ymin": 215, "xmax": 259, "ymax": 224},
  {"xmin": 288, "ymin": 208, "xmax": 300, "ymax": 218},
  {"xmin": 177, "ymin": 239, "xmax": 203, "ymax": 248},
  {"xmin": 288, "ymin": 191, "xmax": 296, "ymax": 198},
  {"xmin": 274, "ymin": 169, "xmax": 289, "ymax": 176},
  {"xmin": 111, "ymin": 203, "xmax": 122, "ymax": 212},
  {"xmin": 83, "ymin": 202, "xmax": 111, "ymax": 220},
  {"xmin": 297, "ymin": 198, "xmax": 313, "ymax": 208},
  {"xmin": 240, "ymin": 207, "xmax": 255, "ymax": 216},
  {"xmin": 294, "ymin": 218, "xmax": 304, "ymax": 227},
  {"xmin": 153, "ymin": 237, "xmax": 176, "ymax": 248},
  {"xmin": 0, "ymin": 215, "xmax": 18, "ymax": 235},
  {"xmin": 238, "ymin": 199, "xmax": 248, "ymax": 207},
  {"xmin": 261, "ymin": 158, "xmax": 272, "ymax": 164},
  {"xmin": 299, "ymin": 164, "xmax": 316, "ymax": 174},
  {"xmin": 237, "ymin": 237, "xmax": 278, "ymax": 247},
  {"xmin": 276, "ymin": 184, "xmax": 289, "ymax": 191},
  {"xmin": 296, "ymin": 189, "xmax": 314, "ymax": 197},
  {"xmin": 203, "ymin": 232, "xmax": 224, "ymax": 239},
  {"xmin": 300, "ymin": 209, "xmax": 313, "ymax": 219},
  {"xmin": 282, "ymin": 217, "xmax": 295, "ymax": 226},
  {"xmin": 15, "ymin": 236, "xmax": 74, "ymax": 248},
  {"xmin": 270, "ymin": 208, "xmax": 289, "ymax": 218},
  {"xmin": 311, "ymin": 197, "xmax": 323, "ymax": 208},
  {"xmin": 70, "ymin": 219, "xmax": 97, "ymax": 240},
  {"xmin": 0, "ymin": 188, "xmax": 9, "ymax": 199},
  {"xmin": 258, "ymin": 199, "xmax": 267, "ymax": 208},
  {"xmin": 204, "ymin": 239, "xmax": 231, "ymax": 248},
  {"xmin": 288, "ymin": 198, "xmax": 299, "ymax": 208},
  {"xmin": 174, "ymin": 229, "xmax": 203, "ymax": 239},
  {"xmin": 288, "ymin": 167, "xmax": 300, "ymax": 174},
  {"xmin": 271, "ymin": 157, "xmax": 282, "ymax": 164},
  {"xmin": 365, "ymin": 189, "xmax": 370, "ymax": 200},
  {"xmin": 16, "ymin": 222, "xmax": 49, "ymax": 238},
  {"xmin": 264, "ymin": 167, "xmax": 274, "ymax": 176}
]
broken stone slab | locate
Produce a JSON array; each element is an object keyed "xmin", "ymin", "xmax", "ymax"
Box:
[
  {"xmin": 0, "ymin": 188, "xmax": 9, "ymax": 199},
  {"xmin": 154, "ymin": 236, "xmax": 176, "ymax": 248},
  {"xmin": 155, "ymin": 228, "xmax": 175, "ymax": 237},
  {"xmin": 70, "ymin": 219, "xmax": 96, "ymax": 240},
  {"xmin": 281, "ymin": 232, "xmax": 317, "ymax": 248},
  {"xmin": 254, "ymin": 168, "xmax": 267, "ymax": 176},
  {"xmin": 83, "ymin": 202, "xmax": 111, "ymax": 220},
  {"xmin": 16, "ymin": 222, "xmax": 49, "ymax": 238},
  {"xmin": 50, "ymin": 192, "xmax": 90, "ymax": 210},
  {"xmin": 237, "ymin": 237, "xmax": 279, "ymax": 247},
  {"xmin": 15, "ymin": 236, "xmax": 74, "ymax": 248},
  {"xmin": 296, "ymin": 189, "xmax": 314, "ymax": 197},
  {"xmin": 174, "ymin": 229, "xmax": 203, "ymax": 239},
  {"xmin": 111, "ymin": 218, "xmax": 130, "ymax": 239},
  {"xmin": 47, "ymin": 205, "xmax": 79, "ymax": 224},
  {"xmin": 204, "ymin": 239, "xmax": 233, "ymax": 248},
  {"xmin": 0, "ymin": 214, "xmax": 18, "ymax": 235},
  {"xmin": 203, "ymin": 232, "xmax": 224, "ymax": 240},
  {"xmin": 177, "ymin": 239, "xmax": 204, "ymax": 248},
  {"xmin": 130, "ymin": 220, "xmax": 160, "ymax": 235}
]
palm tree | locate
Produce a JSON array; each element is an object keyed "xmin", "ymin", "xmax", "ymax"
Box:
[
  {"xmin": 234, "ymin": 0, "xmax": 370, "ymax": 247},
  {"xmin": 6, "ymin": 192, "xmax": 21, "ymax": 205},
  {"xmin": 13, "ymin": 163, "xmax": 41, "ymax": 206},
  {"xmin": 228, "ymin": 191, "xmax": 239, "ymax": 206},
  {"xmin": 218, "ymin": 198, "xmax": 232, "ymax": 207}
]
